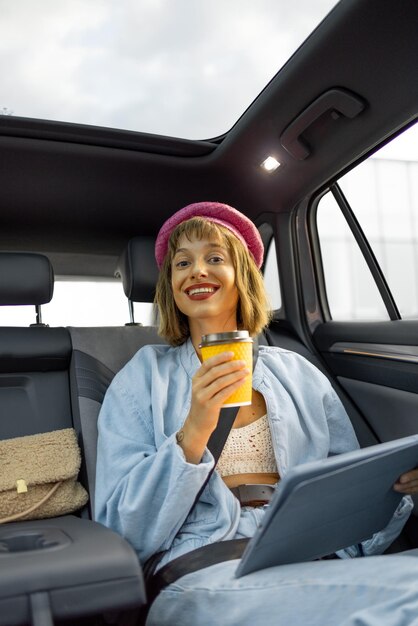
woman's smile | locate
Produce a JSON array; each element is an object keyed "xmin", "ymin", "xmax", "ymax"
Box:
[{"xmin": 185, "ymin": 283, "xmax": 220, "ymax": 300}]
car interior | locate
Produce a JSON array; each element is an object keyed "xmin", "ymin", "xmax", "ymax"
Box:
[{"xmin": 0, "ymin": 0, "xmax": 417, "ymax": 624}]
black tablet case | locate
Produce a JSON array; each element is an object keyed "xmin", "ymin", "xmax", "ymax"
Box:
[{"xmin": 236, "ymin": 435, "xmax": 418, "ymax": 577}]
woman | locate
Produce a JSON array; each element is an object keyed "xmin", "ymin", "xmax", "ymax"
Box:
[{"xmin": 96, "ymin": 202, "xmax": 418, "ymax": 626}]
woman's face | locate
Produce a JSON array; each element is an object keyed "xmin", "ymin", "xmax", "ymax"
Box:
[{"xmin": 171, "ymin": 233, "xmax": 239, "ymax": 331}]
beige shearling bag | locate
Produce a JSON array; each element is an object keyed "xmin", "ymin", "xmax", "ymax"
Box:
[{"xmin": 0, "ymin": 428, "xmax": 89, "ymax": 524}]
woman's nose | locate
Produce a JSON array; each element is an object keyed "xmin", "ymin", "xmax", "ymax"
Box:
[{"xmin": 190, "ymin": 258, "xmax": 208, "ymax": 278}]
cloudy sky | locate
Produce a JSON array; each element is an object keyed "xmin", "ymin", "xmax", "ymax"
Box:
[{"xmin": 0, "ymin": 0, "xmax": 338, "ymax": 139}]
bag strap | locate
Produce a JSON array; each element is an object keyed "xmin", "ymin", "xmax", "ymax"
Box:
[{"xmin": 0, "ymin": 481, "xmax": 62, "ymax": 525}]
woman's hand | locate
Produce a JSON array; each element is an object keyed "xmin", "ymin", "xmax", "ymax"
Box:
[
  {"xmin": 177, "ymin": 351, "xmax": 250, "ymax": 464},
  {"xmin": 394, "ymin": 468, "xmax": 418, "ymax": 495}
]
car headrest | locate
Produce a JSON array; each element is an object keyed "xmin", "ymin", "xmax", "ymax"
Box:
[
  {"xmin": 116, "ymin": 237, "xmax": 159, "ymax": 302},
  {"xmin": 0, "ymin": 252, "xmax": 54, "ymax": 306}
]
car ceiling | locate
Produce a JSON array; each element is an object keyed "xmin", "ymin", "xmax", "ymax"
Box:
[{"xmin": 0, "ymin": 0, "xmax": 417, "ymax": 277}]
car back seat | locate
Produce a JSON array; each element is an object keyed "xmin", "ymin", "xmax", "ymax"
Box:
[
  {"xmin": 0, "ymin": 252, "xmax": 145, "ymax": 626},
  {"xmin": 68, "ymin": 237, "xmax": 165, "ymax": 514},
  {"xmin": 69, "ymin": 324, "xmax": 164, "ymax": 516}
]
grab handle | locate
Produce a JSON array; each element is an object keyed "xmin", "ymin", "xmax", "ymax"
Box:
[{"xmin": 280, "ymin": 88, "xmax": 366, "ymax": 160}]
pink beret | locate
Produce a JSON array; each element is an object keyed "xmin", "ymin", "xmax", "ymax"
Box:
[{"xmin": 155, "ymin": 202, "xmax": 264, "ymax": 269}]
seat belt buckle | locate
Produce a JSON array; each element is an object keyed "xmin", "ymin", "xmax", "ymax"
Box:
[{"xmin": 231, "ymin": 483, "xmax": 275, "ymax": 507}]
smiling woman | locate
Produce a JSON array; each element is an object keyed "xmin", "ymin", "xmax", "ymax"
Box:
[{"xmin": 95, "ymin": 200, "xmax": 418, "ymax": 626}]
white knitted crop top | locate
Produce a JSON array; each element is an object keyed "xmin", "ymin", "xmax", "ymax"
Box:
[{"xmin": 217, "ymin": 414, "xmax": 278, "ymax": 477}]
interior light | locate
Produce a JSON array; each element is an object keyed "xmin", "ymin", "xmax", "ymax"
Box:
[{"xmin": 260, "ymin": 156, "xmax": 281, "ymax": 172}]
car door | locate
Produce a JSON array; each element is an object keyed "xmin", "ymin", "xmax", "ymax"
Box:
[{"xmin": 298, "ymin": 122, "xmax": 418, "ymax": 449}]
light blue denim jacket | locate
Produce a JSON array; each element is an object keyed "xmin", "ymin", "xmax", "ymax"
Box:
[{"xmin": 95, "ymin": 339, "xmax": 412, "ymax": 568}]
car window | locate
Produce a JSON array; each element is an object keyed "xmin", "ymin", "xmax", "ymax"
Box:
[
  {"xmin": 0, "ymin": 280, "xmax": 154, "ymax": 327},
  {"xmin": 0, "ymin": 1, "xmax": 338, "ymax": 140},
  {"xmin": 316, "ymin": 122, "xmax": 418, "ymax": 321},
  {"xmin": 263, "ymin": 238, "xmax": 282, "ymax": 312},
  {"xmin": 317, "ymin": 191, "xmax": 389, "ymax": 320}
]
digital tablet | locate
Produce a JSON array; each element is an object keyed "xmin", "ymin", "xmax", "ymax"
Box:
[{"xmin": 236, "ymin": 434, "xmax": 418, "ymax": 578}]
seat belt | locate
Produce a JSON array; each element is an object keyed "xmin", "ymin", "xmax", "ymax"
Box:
[{"xmin": 145, "ymin": 338, "xmax": 259, "ymax": 599}]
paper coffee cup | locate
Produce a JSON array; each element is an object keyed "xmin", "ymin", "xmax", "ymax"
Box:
[{"xmin": 200, "ymin": 331, "xmax": 253, "ymax": 407}]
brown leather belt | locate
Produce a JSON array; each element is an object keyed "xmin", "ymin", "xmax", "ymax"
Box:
[{"xmin": 230, "ymin": 483, "xmax": 275, "ymax": 507}]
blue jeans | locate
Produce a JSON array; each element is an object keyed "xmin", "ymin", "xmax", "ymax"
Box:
[{"xmin": 147, "ymin": 552, "xmax": 418, "ymax": 626}]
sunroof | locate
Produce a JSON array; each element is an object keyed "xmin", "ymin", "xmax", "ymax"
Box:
[{"xmin": 0, "ymin": 0, "xmax": 338, "ymax": 140}]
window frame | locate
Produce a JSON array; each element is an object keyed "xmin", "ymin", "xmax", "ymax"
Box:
[{"xmin": 309, "ymin": 182, "xmax": 400, "ymax": 323}]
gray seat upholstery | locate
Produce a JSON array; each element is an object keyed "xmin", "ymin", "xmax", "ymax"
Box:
[
  {"xmin": 69, "ymin": 236, "xmax": 166, "ymax": 513},
  {"xmin": 69, "ymin": 325, "xmax": 164, "ymax": 515}
]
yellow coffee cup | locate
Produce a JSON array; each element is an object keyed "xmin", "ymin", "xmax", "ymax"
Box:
[{"xmin": 200, "ymin": 331, "xmax": 253, "ymax": 407}]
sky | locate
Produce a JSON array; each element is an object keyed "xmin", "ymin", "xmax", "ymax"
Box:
[
  {"xmin": 0, "ymin": 0, "xmax": 339, "ymax": 139},
  {"xmin": 1, "ymin": 0, "xmax": 416, "ymax": 154}
]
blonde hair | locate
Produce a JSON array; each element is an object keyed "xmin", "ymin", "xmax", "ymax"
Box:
[{"xmin": 154, "ymin": 217, "xmax": 272, "ymax": 346}]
